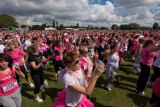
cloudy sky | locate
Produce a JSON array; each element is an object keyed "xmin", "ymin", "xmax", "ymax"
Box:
[{"xmin": 0, "ymin": 0, "xmax": 160, "ymax": 27}]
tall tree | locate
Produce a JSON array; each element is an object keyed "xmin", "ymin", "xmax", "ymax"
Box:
[
  {"xmin": 56, "ymin": 21, "xmax": 58, "ymax": 29},
  {"xmin": 52, "ymin": 20, "xmax": 55, "ymax": 28},
  {"xmin": 152, "ymin": 22, "xmax": 159, "ymax": 30},
  {"xmin": 76, "ymin": 23, "xmax": 79, "ymax": 28},
  {"xmin": 0, "ymin": 14, "xmax": 18, "ymax": 28}
]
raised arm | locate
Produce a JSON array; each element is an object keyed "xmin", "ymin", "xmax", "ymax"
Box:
[{"xmin": 69, "ymin": 63, "xmax": 105, "ymax": 96}]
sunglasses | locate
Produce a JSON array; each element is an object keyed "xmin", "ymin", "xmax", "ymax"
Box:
[
  {"xmin": 74, "ymin": 59, "xmax": 80, "ymax": 65},
  {"xmin": 84, "ymin": 51, "xmax": 88, "ymax": 53}
]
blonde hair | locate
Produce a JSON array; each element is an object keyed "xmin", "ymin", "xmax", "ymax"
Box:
[
  {"xmin": 79, "ymin": 46, "xmax": 88, "ymax": 55},
  {"xmin": 63, "ymin": 51, "xmax": 80, "ymax": 65},
  {"xmin": 27, "ymin": 44, "xmax": 40, "ymax": 54}
]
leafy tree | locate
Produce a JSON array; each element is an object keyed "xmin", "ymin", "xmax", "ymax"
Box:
[
  {"xmin": 152, "ymin": 22, "xmax": 159, "ymax": 30},
  {"xmin": 128, "ymin": 23, "xmax": 140, "ymax": 30},
  {"xmin": 111, "ymin": 24, "xmax": 118, "ymax": 30},
  {"xmin": 59, "ymin": 24, "xmax": 64, "ymax": 30},
  {"xmin": 52, "ymin": 20, "xmax": 55, "ymax": 28},
  {"xmin": 41, "ymin": 24, "xmax": 46, "ymax": 30},
  {"xmin": 119, "ymin": 24, "xmax": 128, "ymax": 30},
  {"xmin": 32, "ymin": 25, "xmax": 41, "ymax": 30},
  {"xmin": 0, "ymin": 14, "xmax": 18, "ymax": 28}
]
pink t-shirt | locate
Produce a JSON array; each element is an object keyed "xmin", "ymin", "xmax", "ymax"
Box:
[
  {"xmin": 153, "ymin": 78, "xmax": 160, "ymax": 97},
  {"xmin": 0, "ymin": 68, "xmax": 19, "ymax": 96},
  {"xmin": 54, "ymin": 46, "xmax": 63, "ymax": 61},
  {"xmin": 68, "ymin": 44, "xmax": 72, "ymax": 52},
  {"xmin": 6, "ymin": 49, "xmax": 26, "ymax": 67},
  {"xmin": 141, "ymin": 48, "xmax": 156, "ymax": 66}
]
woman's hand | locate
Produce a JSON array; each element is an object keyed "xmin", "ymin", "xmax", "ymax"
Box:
[
  {"xmin": 94, "ymin": 63, "xmax": 105, "ymax": 78},
  {"xmin": 15, "ymin": 66, "xmax": 21, "ymax": 73},
  {"xmin": 41, "ymin": 58, "xmax": 45, "ymax": 63}
]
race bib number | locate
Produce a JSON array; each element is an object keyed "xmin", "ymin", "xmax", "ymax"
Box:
[
  {"xmin": 13, "ymin": 62, "xmax": 19, "ymax": 66},
  {"xmin": 2, "ymin": 80, "xmax": 18, "ymax": 93},
  {"xmin": 66, "ymin": 39, "xmax": 69, "ymax": 42},
  {"xmin": 84, "ymin": 64, "xmax": 88, "ymax": 70},
  {"xmin": 60, "ymin": 55, "xmax": 63, "ymax": 60}
]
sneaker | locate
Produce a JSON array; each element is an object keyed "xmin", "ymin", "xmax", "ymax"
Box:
[
  {"xmin": 35, "ymin": 96, "xmax": 43, "ymax": 102},
  {"xmin": 105, "ymin": 87, "xmax": 111, "ymax": 91},
  {"xmin": 29, "ymin": 82, "xmax": 34, "ymax": 88},
  {"xmin": 44, "ymin": 80, "xmax": 48, "ymax": 86},
  {"xmin": 136, "ymin": 68, "xmax": 141, "ymax": 72},
  {"xmin": 132, "ymin": 69, "xmax": 137, "ymax": 74},
  {"xmin": 132, "ymin": 57, "xmax": 135, "ymax": 60},
  {"xmin": 40, "ymin": 87, "xmax": 45, "ymax": 92},
  {"xmin": 139, "ymin": 91, "xmax": 145, "ymax": 95}
]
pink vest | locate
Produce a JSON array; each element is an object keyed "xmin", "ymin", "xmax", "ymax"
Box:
[{"xmin": 0, "ymin": 68, "xmax": 19, "ymax": 96}]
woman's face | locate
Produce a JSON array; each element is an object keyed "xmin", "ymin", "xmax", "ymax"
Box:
[
  {"xmin": 0, "ymin": 59, "xmax": 9, "ymax": 70},
  {"xmin": 9, "ymin": 44, "xmax": 15, "ymax": 51},
  {"xmin": 82, "ymin": 48, "xmax": 88, "ymax": 57},
  {"xmin": 69, "ymin": 58, "xmax": 81, "ymax": 71},
  {"xmin": 36, "ymin": 45, "xmax": 41, "ymax": 52},
  {"xmin": 148, "ymin": 43, "xmax": 154, "ymax": 48}
]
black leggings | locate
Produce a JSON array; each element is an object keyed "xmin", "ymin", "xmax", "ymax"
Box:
[
  {"xmin": 136, "ymin": 63, "xmax": 151, "ymax": 92},
  {"xmin": 31, "ymin": 70, "xmax": 44, "ymax": 94},
  {"xmin": 149, "ymin": 91, "xmax": 160, "ymax": 107},
  {"xmin": 54, "ymin": 60, "xmax": 65, "ymax": 73}
]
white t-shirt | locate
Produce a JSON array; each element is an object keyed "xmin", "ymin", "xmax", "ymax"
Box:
[
  {"xmin": 0, "ymin": 45, "xmax": 5, "ymax": 53},
  {"xmin": 62, "ymin": 70, "xmax": 87, "ymax": 107}
]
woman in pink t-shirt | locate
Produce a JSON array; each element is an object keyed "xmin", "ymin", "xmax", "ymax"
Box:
[
  {"xmin": 79, "ymin": 46, "xmax": 94, "ymax": 77},
  {"xmin": 0, "ymin": 53, "xmax": 25, "ymax": 107},
  {"xmin": 136, "ymin": 40, "xmax": 160, "ymax": 95},
  {"xmin": 6, "ymin": 42, "xmax": 34, "ymax": 89},
  {"xmin": 53, "ymin": 40, "xmax": 65, "ymax": 82}
]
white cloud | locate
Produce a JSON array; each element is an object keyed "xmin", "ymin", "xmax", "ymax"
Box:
[{"xmin": 0, "ymin": 0, "xmax": 159, "ymax": 27}]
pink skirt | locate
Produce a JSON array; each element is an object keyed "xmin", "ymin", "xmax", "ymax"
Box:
[{"xmin": 51, "ymin": 89, "xmax": 94, "ymax": 107}]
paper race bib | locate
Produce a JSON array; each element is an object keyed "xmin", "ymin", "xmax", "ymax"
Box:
[
  {"xmin": 13, "ymin": 62, "xmax": 19, "ymax": 66},
  {"xmin": 60, "ymin": 55, "xmax": 63, "ymax": 60},
  {"xmin": 84, "ymin": 64, "xmax": 88, "ymax": 70},
  {"xmin": 2, "ymin": 80, "xmax": 18, "ymax": 93},
  {"xmin": 66, "ymin": 39, "xmax": 69, "ymax": 42}
]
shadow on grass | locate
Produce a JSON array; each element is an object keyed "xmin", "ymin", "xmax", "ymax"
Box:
[
  {"xmin": 119, "ymin": 75, "xmax": 138, "ymax": 83},
  {"xmin": 41, "ymin": 88, "xmax": 62, "ymax": 102},
  {"xmin": 90, "ymin": 97, "xmax": 117, "ymax": 107},
  {"xmin": 21, "ymin": 83, "xmax": 35, "ymax": 99},
  {"xmin": 127, "ymin": 93, "xmax": 150, "ymax": 107},
  {"xmin": 44, "ymin": 73, "xmax": 54, "ymax": 81}
]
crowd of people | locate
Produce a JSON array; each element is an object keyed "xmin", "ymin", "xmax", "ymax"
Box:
[{"xmin": 0, "ymin": 29, "xmax": 160, "ymax": 107}]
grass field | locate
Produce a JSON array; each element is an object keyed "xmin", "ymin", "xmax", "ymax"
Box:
[{"xmin": 6, "ymin": 56, "xmax": 156, "ymax": 107}]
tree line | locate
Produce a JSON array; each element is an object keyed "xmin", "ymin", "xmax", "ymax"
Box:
[{"xmin": 0, "ymin": 14, "xmax": 159, "ymax": 30}]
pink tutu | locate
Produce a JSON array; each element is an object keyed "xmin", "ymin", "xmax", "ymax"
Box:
[{"xmin": 51, "ymin": 89, "xmax": 94, "ymax": 107}]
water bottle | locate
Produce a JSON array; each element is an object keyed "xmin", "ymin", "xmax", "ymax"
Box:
[{"xmin": 95, "ymin": 57, "xmax": 102, "ymax": 66}]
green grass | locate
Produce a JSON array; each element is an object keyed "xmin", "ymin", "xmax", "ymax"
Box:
[{"xmin": 15, "ymin": 56, "xmax": 156, "ymax": 107}]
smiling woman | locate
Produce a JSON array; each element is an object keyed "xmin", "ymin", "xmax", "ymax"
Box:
[
  {"xmin": 52, "ymin": 51, "xmax": 105, "ymax": 107},
  {"xmin": 0, "ymin": 53, "xmax": 25, "ymax": 107}
]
